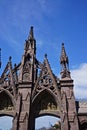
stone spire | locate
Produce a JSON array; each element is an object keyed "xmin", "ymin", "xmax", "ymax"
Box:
[
  {"xmin": 24, "ymin": 26, "xmax": 36, "ymax": 56},
  {"xmin": 19, "ymin": 26, "xmax": 37, "ymax": 83},
  {"xmin": 60, "ymin": 43, "xmax": 69, "ymax": 70},
  {"xmin": 60, "ymin": 43, "xmax": 71, "ymax": 78}
]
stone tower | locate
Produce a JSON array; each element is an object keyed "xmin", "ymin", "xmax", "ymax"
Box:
[
  {"xmin": 60, "ymin": 43, "xmax": 79, "ymax": 130},
  {"xmin": 12, "ymin": 26, "xmax": 37, "ymax": 130}
]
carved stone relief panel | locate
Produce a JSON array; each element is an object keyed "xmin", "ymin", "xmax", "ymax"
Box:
[
  {"xmin": 33, "ymin": 65, "xmax": 58, "ymax": 98},
  {"xmin": 34, "ymin": 91, "xmax": 57, "ymax": 113}
]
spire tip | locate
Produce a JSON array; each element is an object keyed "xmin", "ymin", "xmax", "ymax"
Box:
[
  {"xmin": 62, "ymin": 43, "xmax": 64, "ymax": 46},
  {"xmin": 45, "ymin": 54, "xmax": 47, "ymax": 58},
  {"xmin": 28, "ymin": 26, "xmax": 34, "ymax": 40}
]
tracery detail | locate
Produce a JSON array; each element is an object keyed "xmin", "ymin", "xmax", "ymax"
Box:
[{"xmin": 32, "ymin": 56, "xmax": 58, "ymax": 98}]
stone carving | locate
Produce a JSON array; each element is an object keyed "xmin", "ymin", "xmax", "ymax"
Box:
[
  {"xmin": 41, "ymin": 102, "xmax": 57, "ymax": 111},
  {"xmin": 23, "ymin": 60, "xmax": 31, "ymax": 73},
  {"xmin": 23, "ymin": 73, "xmax": 30, "ymax": 82},
  {"xmin": 39, "ymin": 75, "xmax": 52, "ymax": 87}
]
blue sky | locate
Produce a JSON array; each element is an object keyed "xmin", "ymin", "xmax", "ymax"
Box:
[{"xmin": 0, "ymin": 0, "xmax": 87, "ymax": 129}]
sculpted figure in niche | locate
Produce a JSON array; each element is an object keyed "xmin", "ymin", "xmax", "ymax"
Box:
[
  {"xmin": 47, "ymin": 102, "xmax": 51, "ymax": 110},
  {"xmin": 41, "ymin": 101, "xmax": 47, "ymax": 110},
  {"xmin": 51, "ymin": 103, "xmax": 57, "ymax": 110}
]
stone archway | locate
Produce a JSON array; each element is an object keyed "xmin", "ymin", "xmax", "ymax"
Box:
[
  {"xmin": 0, "ymin": 27, "xmax": 80, "ymax": 130},
  {"xmin": 30, "ymin": 89, "xmax": 61, "ymax": 130},
  {"xmin": 32, "ymin": 89, "xmax": 60, "ymax": 118},
  {"xmin": 0, "ymin": 89, "xmax": 15, "ymax": 117}
]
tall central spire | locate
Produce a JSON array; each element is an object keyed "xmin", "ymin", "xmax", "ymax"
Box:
[
  {"xmin": 19, "ymin": 26, "xmax": 37, "ymax": 83},
  {"xmin": 24, "ymin": 26, "xmax": 36, "ymax": 56},
  {"xmin": 60, "ymin": 43, "xmax": 71, "ymax": 78}
]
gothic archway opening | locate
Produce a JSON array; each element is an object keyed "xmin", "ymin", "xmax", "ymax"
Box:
[
  {"xmin": 0, "ymin": 91, "xmax": 14, "ymax": 130},
  {"xmin": 0, "ymin": 90, "xmax": 14, "ymax": 117},
  {"xmin": 0, "ymin": 91, "xmax": 14, "ymax": 113},
  {"xmin": 31, "ymin": 89, "xmax": 61, "ymax": 130},
  {"xmin": 80, "ymin": 122, "xmax": 87, "ymax": 130},
  {"xmin": 32, "ymin": 89, "xmax": 60, "ymax": 117},
  {"xmin": 35, "ymin": 115, "xmax": 61, "ymax": 130},
  {"xmin": 0, "ymin": 116, "xmax": 13, "ymax": 130}
]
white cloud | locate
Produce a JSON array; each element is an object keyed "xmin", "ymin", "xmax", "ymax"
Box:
[
  {"xmin": 74, "ymin": 87, "xmax": 87, "ymax": 99},
  {"xmin": 71, "ymin": 63, "xmax": 87, "ymax": 99},
  {"xmin": 71, "ymin": 63, "xmax": 87, "ymax": 87}
]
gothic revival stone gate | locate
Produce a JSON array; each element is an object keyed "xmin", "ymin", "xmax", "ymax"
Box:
[{"xmin": 0, "ymin": 26, "xmax": 87, "ymax": 130}]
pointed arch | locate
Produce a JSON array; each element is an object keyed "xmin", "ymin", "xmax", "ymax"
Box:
[
  {"xmin": 0, "ymin": 88, "xmax": 15, "ymax": 107},
  {"xmin": 32, "ymin": 55, "xmax": 61, "ymax": 106},
  {"xmin": 32, "ymin": 89, "xmax": 61, "ymax": 118},
  {"xmin": 32, "ymin": 88, "xmax": 58, "ymax": 104},
  {"xmin": 0, "ymin": 88, "xmax": 15, "ymax": 117}
]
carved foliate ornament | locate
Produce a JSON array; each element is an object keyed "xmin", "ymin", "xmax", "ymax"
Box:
[
  {"xmin": 0, "ymin": 57, "xmax": 16, "ymax": 96},
  {"xmin": 39, "ymin": 67, "xmax": 53, "ymax": 87}
]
